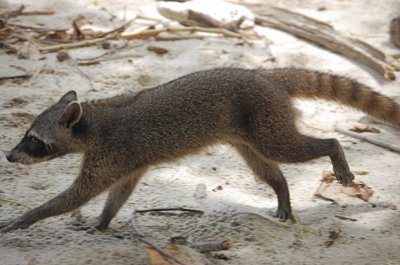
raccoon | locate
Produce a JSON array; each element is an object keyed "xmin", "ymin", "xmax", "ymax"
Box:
[{"xmin": 2, "ymin": 67, "xmax": 399, "ymax": 232}]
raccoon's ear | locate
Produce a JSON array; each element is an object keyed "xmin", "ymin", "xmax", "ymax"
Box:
[
  {"xmin": 59, "ymin": 101, "xmax": 82, "ymax": 128},
  {"xmin": 60, "ymin": 90, "xmax": 78, "ymax": 104}
]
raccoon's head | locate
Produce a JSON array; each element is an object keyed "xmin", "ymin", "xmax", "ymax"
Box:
[{"xmin": 5, "ymin": 90, "xmax": 84, "ymax": 165}]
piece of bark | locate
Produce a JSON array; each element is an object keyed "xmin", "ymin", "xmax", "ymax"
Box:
[{"xmin": 242, "ymin": 4, "xmax": 399, "ymax": 80}]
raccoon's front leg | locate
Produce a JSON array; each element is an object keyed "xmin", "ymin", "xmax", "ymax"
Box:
[
  {"xmin": 0, "ymin": 168, "xmax": 117, "ymax": 233},
  {"xmin": 72, "ymin": 168, "xmax": 147, "ymax": 232}
]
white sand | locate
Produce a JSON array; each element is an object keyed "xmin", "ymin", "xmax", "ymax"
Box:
[{"xmin": 0, "ymin": 1, "xmax": 399, "ymax": 264}]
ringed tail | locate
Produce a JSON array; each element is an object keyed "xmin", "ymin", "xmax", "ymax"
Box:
[{"xmin": 263, "ymin": 68, "xmax": 400, "ymax": 127}]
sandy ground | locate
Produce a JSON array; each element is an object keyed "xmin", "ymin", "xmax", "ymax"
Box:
[{"xmin": 0, "ymin": 0, "xmax": 399, "ymax": 264}]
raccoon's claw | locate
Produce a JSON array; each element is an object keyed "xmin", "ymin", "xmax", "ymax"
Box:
[
  {"xmin": 274, "ymin": 207, "xmax": 294, "ymax": 222},
  {"xmin": 0, "ymin": 219, "xmax": 27, "ymax": 233},
  {"xmin": 69, "ymin": 221, "xmax": 104, "ymax": 233},
  {"xmin": 334, "ymin": 170, "xmax": 355, "ymax": 187}
]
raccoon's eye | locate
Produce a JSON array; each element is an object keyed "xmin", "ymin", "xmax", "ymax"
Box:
[{"xmin": 30, "ymin": 136, "xmax": 39, "ymax": 145}]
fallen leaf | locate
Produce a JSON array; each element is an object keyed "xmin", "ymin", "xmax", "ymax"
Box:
[
  {"xmin": 349, "ymin": 125, "xmax": 380, "ymax": 133},
  {"xmin": 144, "ymin": 246, "xmax": 172, "ymax": 265},
  {"xmin": 147, "ymin": 45, "xmax": 169, "ymax": 55},
  {"xmin": 314, "ymin": 171, "xmax": 374, "ymax": 203},
  {"xmin": 342, "ymin": 179, "xmax": 374, "ymax": 202}
]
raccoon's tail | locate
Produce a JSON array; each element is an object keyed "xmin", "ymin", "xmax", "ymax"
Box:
[{"xmin": 263, "ymin": 68, "xmax": 400, "ymax": 126}]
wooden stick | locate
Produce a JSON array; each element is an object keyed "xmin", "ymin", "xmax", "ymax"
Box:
[
  {"xmin": 121, "ymin": 26, "xmax": 250, "ymax": 43},
  {"xmin": 94, "ymin": 18, "xmax": 136, "ymax": 39},
  {"xmin": 233, "ymin": 212, "xmax": 292, "ymax": 227},
  {"xmin": 39, "ymin": 34, "xmax": 116, "ymax": 53},
  {"xmin": 242, "ymin": 4, "xmax": 398, "ymax": 80},
  {"xmin": 39, "ymin": 26, "xmax": 250, "ymax": 53},
  {"xmin": 335, "ymin": 126, "xmax": 400, "ymax": 153},
  {"xmin": 136, "ymin": 207, "xmax": 204, "ymax": 214},
  {"xmin": 131, "ymin": 209, "xmax": 189, "ymax": 265},
  {"xmin": 0, "ymin": 74, "xmax": 32, "ymax": 81},
  {"xmin": 19, "ymin": 11, "xmax": 55, "ymax": 16},
  {"xmin": 334, "ymin": 215, "xmax": 358, "ymax": 222}
]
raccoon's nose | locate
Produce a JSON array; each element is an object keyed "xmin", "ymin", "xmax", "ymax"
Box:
[{"xmin": 5, "ymin": 151, "xmax": 15, "ymax": 163}]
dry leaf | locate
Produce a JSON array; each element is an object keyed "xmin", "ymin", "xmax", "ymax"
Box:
[
  {"xmin": 349, "ymin": 125, "xmax": 380, "ymax": 133},
  {"xmin": 342, "ymin": 179, "xmax": 374, "ymax": 202},
  {"xmin": 147, "ymin": 45, "xmax": 169, "ymax": 55},
  {"xmin": 144, "ymin": 246, "xmax": 172, "ymax": 265},
  {"xmin": 314, "ymin": 171, "xmax": 374, "ymax": 204}
]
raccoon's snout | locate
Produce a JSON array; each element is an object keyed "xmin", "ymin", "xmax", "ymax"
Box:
[{"xmin": 5, "ymin": 150, "xmax": 16, "ymax": 163}]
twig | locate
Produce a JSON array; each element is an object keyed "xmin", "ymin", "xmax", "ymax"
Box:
[
  {"xmin": 131, "ymin": 209, "xmax": 189, "ymax": 265},
  {"xmin": 334, "ymin": 215, "xmax": 358, "ymax": 222},
  {"xmin": 39, "ymin": 26, "xmax": 250, "ymax": 53},
  {"xmin": 155, "ymin": 34, "xmax": 204, "ymax": 41},
  {"xmin": 26, "ymin": 64, "xmax": 46, "ymax": 86},
  {"xmin": 72, "ymin": 63, "xmax": 96, "ymax": 92},
  {"xmin": 39, "ymin": 34, "xmax": 116, "ymax": 53},
  {"xmin": 77, "ymin": 42, "xmax": 143, "ymax": 66},
  {"xmin": 0, "ymin": 74, "xmax": 32, "ymax": 83},
  {"xmin": 233, "ymin": 212, "xmax": 292, "ymax": 227},
  {"xmin": 121, "ymin": 26, "xmax": 250, "ymax": 43},
  {"xmin": 135, "ymin": 207, "xmax": 204, "ymax": 214},
  {"xmin": 77, "ymin": 54, "xmax": 143, "ymax": 66},
  {"xmin": 8, "ymin": 22, "xmax": 67, "ymax": 32},
  {"xmin": 335, "ymin": 126, "xmax": 400, "ymax": 153},
  {"xmin": 1, "ymin": 4, "xmax": 24, "ymax": 19},
  {"xmin": 19, "ymin": 11, "xmax": 55, "ymax": 16},
  {"xmin": 0, "ymin": 196, "xmax": 33, "ymax": 209},
  {"xmin": 95, "ymin": 18, "xmax": 136, "ymax": 38}
]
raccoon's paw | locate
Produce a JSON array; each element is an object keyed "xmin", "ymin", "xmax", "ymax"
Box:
[
  {"xmin": 334, "ymin": 170, "xmax": 355, "ymax": 187},
  {"xmin": 273, "ymin": 207, "xmax": 294, "ymax": 222},
  {"xmin": 0, "ymin": 218, "xmax": 27, "ymax": 233},
  {"xmin": 69, "ymin": 220, "xmax": 105, "ymax": 233}
]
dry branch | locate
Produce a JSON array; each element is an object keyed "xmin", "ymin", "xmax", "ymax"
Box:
[
  {"xmin": 39, "ymin": 34, "xmax": 116, "ymax": 53},
  {"xmin": 242, "ymin": 4, "xmax": 399, "ymax": 80},
  {"xmin": 39, "ymin": 26, "xmax": 250, "ymax": 53},
  {"xmin": 131, "ymin": 209, "xmax": 189, "ymax": 265},
  {"xmin": 135, "ymin": 207, "xmax": 204, "ymax": 214}
]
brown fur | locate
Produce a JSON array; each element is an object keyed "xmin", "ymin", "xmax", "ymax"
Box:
[{"xmin": 2, "ymin": 67, "xmax": 399, "ymax": 232}]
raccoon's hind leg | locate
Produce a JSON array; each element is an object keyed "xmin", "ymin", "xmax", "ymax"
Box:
[
  {"xmin": 246, "ymin": 105, "xmax": 355, "ymax": 186},
  {"xmin": 234, "ymin": 143, "xmax": 292, "ymax": 221},
  {"xmin": 252, "ymin": 133, "xmax": 355, "ymax": 186}
]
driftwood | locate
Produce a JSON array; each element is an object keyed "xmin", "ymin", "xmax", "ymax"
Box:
[{"xmin": 241, "ymin": 4, "xmax": 399, "ymax": 80}]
